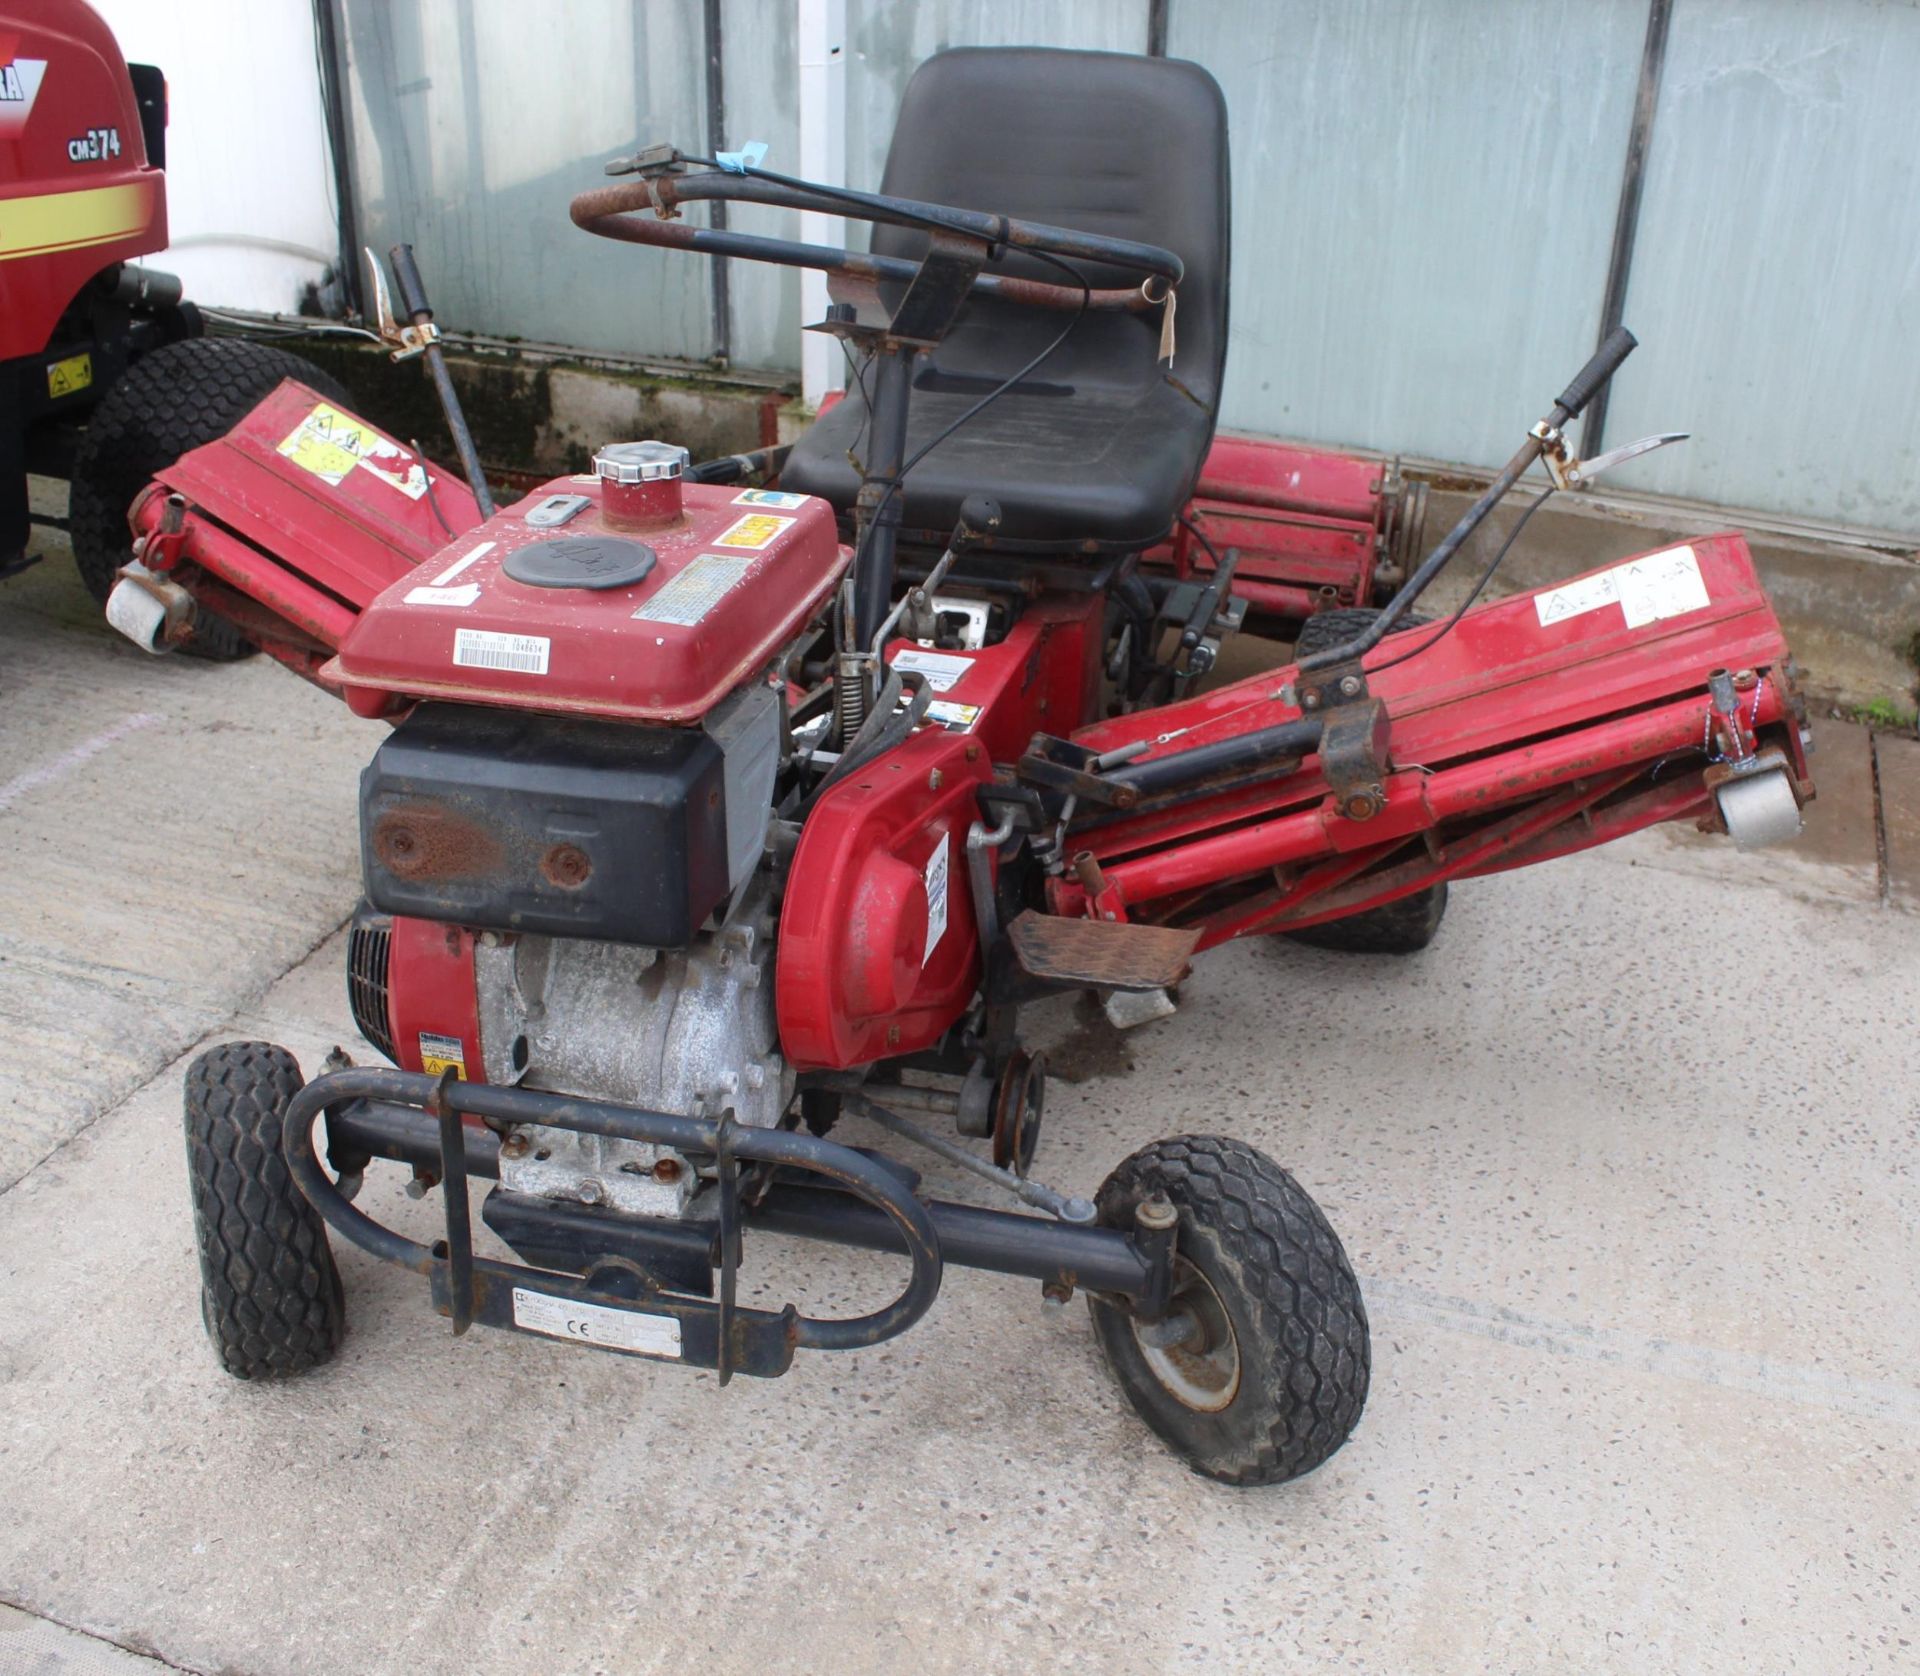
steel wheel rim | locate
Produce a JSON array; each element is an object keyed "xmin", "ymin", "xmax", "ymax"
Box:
[{"xmin": 1133, "ymin": 1255, "xmax": 1241, "ymax": 1412}]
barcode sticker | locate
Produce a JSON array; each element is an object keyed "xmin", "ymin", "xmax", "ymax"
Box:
[{"xmin": 453, "ymin": 627, "xmax": 550, "ymax": 674}]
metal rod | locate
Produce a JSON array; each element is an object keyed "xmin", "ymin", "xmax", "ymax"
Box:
[
  {"xmin": 1104, "ymin": 717, "xmax": 1323, "ymax": 799},
  {"xmin": 751, "ymin": 1185, "xmax": 1152, "ymax": 1296},
  {"xmin": 701, "ymin": 0, "xmax": 733, "ymax": 366},
  {"xmin": 422, "ymin": 349, "xmax": 496, "ymax": 520},
  {"xmin": 850, "ymin": 1096, "xmax": 1095, "ymax": 1223},
  {"xmin": 1584, "ymin": 0, "xmax": 1672, "ymax": 457},
  {"xmin": 431, "ymin": 1072, "xmax": 474, "ymax": 1335},
  {"xmin": 310, "ymin": 0, "xmax": 362, "ymax": 317},
  {"xmin": 852, "ymin": 344, "xmax": 914, "ymax": 649},
  {"xmin": 1147, "ymin": 0, "xmax": 1171, "ymax": 56}
]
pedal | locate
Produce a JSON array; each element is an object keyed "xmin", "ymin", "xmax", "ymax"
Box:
[{"xmin": 1007, "ymin": 909, "xmax": 1200, "ymax": 992}]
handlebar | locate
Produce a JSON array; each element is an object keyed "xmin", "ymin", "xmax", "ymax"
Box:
[
  {"xmin": 570, "ymin": 158, "xmax": 1184, "ymax": 316},
  {"xmin": 1551, "ymin": 326, "xmax": 1637, "ymax": 424}
]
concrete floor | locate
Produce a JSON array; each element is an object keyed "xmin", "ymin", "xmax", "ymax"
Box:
[{"xmin": 3, "ymin": 523, "xmax": 1917, "ymax": 1676}]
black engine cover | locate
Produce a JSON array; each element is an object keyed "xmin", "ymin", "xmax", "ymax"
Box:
[{"xmin": 360, "ymin": 702, "xmax": 729, "ymax": 947}]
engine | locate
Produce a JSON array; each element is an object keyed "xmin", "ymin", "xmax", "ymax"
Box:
[{"xmin": 338, "ymin": 441, "xmax": 846, "ymax": 1216}]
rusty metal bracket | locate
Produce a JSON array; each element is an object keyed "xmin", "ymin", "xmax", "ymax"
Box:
[
  {"xmin": 1294, "ymin": 655, "xmax": 1372, "ymax": 717},
  {"xmin": 1317, "ymin": 697, "xmax": 1391, "ymax": 822},
  {"xmin": 1016, "ymin": 734, "xmax": 1142, "ymax": 811}
]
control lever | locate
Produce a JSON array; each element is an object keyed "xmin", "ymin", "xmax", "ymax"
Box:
[
  {"xmin": 364, "ymin": 244, "xmax": 496, "ymax": 519},
  {"xmin": 1299, "ymin": 327, "xmax": 1640, "ymax": 676}
]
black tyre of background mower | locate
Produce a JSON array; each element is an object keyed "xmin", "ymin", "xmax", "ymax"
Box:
[
  {"xmin": 183, "ymin": 1041, "xmax": 344, "ymax": 1379},
  {"xmin": 69, "ymin": 337, "xmax": 353, "ymax": 660},
  {"xmin": 1088, "ymin": 1135, "xmax": 1370, "ymax": 1486},
  {"xmin": 1286, "ymin": 605, "xmax": 1448, "ymax": 953}
]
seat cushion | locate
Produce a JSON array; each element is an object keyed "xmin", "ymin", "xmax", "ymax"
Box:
[{"xmin": 780, "ymin": 47, "xmax": 1230, "ymax": 553}]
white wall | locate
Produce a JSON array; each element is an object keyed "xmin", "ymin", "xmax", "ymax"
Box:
[{"xmin": 90, "ymin": 0, "xmax": 339, "ymax": 313}]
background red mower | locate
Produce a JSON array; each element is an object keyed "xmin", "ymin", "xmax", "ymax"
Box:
[{"xmin": 122, "ymin": 48, "xmax": 1808, "ymax": 1484}]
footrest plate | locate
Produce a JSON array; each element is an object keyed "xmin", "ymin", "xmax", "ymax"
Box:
[{"xmin": 1007, "ymin": 909, "xmax": 1200, "ymax": 991}]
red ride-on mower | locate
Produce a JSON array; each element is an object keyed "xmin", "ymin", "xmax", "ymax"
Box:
[{"xmin": 130, "ymin": 51, "xmax": 1809, "ymax": 1484}]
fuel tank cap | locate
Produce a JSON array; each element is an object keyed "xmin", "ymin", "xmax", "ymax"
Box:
[
  {"xmin": 593, "ymin": 440, "xmax": 689, "ymax": 484},
  {"xmin": 503, "ymin": 535, "xmax": 657, "ymax": 590}
]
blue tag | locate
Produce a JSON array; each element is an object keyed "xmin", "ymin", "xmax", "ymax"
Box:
[{"xmin": 716, "ymin": 140, "xmax": 768, "ymax": 174}]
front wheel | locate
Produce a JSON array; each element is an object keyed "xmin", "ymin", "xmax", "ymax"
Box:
[
  {"xmin": 183, "ymin": 1041, "xmax": 344, "ymax": 1379},
  {"xmin": 1089, "ymin": 1136, "xmax": 1369, "ymax": 1485}
]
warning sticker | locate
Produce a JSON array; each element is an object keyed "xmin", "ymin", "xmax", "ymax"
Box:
[
  {"xmin": 632, "ymin": 553, "xmax": 753, "ymax": 626},
  {"xmin": 926, "ymin": 700, "xmax": 981, "ymax": 732},
  {"xmin": 47, "ymin": 350, "xmax": 93, "ymax": 399},
  {"xmin": 923, "ymin": 836, "xmax": 950, "ymax": 965},
  {"xmin": 418, "ymin": 1031, "xmax": 467, "ymax": 1079},
  {"xmin": 453, "ymin": 627, "xmax": 550, "ymax": 674},
  {"xmin": 1614, "ymin": 545, "xmax": 1711, "ymax": 628},
  {"xmin": 732, "ymin": 488, "xmax": 809, "ymax": 509},
  {"xmin": 277, "ymin": 402, "xmax": 429, "ymax": 499},
  {"xmin": 1536, "ymin": 544, "xmax": 1710, "ymax": 632},
  {"xmin": 889, "ymin": 647, "xmax": 974, "ymax": 693},
  {"xmin": 712, "ymin": 512, "xmax": 794, "ymax": 550}
]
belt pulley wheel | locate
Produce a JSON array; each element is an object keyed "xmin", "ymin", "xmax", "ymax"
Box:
[{"xmin": 991, "ymin": 1050, "xmax": 1045, "ymax": 1176}]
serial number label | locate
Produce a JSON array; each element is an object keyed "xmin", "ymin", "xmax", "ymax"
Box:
[
  {"xmin": 511, "ymin": 1287, "xmax": 682, "ymax": 1359},
  {"xmin": 453, "ymin": 627, "xmax": 549, "ymax": 674}
]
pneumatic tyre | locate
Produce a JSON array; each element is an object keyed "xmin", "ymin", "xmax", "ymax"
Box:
[
  {"xmin": 1285, "ymin": 882, "xmax": 1449, "ymax": 955},
  {"xmin": 1089, "ymin": 1136, "xmax": 1369, "ymax": 1485},
  {"xmin": 69, "ymin": 336, "xmax": 352, "ymax": 660},
  {"xmin": 1288, "ymin": 606, "xmax": 1448, "ymax": 953},
  {"xmin": 183, "ymin": 1041, "xmax": 344, "ymax": 1379}
]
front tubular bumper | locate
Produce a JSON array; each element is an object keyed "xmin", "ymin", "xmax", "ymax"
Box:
[{"xmin": 290, "ymin": 1068, "xmax": 1166, "ymax": 1381}]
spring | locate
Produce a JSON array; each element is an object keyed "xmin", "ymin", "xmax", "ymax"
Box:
[{"xmin": 831, "ymin": 652, "xmax": 869, "ymax": 748}]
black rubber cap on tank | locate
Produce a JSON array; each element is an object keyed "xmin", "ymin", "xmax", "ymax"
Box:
[{"xmin": 504, "ymin": 536, "xmax": 657, "ymax": 590}]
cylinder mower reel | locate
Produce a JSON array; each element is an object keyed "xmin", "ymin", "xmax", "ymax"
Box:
[{"xmin": 154, "ymin": 46, "xmax": 1809, "ymax": 1488}]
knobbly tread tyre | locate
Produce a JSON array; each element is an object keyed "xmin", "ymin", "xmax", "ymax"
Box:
[
  {"xmin": 183, "ymin": 1041, "xmax": 344, "ymax": 1379},
  {"xmin": 69, "ymin": 337, "xmax": 352, "ymax": 660},
  {"xmin": 1288, "ymin": 605, "xmax": 1447, "ymax": 953},
  {"xmin": 1090, "ymin": 1135, "xmax": 1369, "ymax": 1486},
  {"xmin": 1285, "ymin": 881, "xmax": 1449, "ymax": 955},
  {"xmin": 1291, "ymin": 604, "xmax": 1432, "ymax": 659}
]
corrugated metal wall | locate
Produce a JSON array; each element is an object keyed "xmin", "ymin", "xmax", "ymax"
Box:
[{"xmin": 334, "ymin": 0, "xmax": 1920, "ymax": 535}]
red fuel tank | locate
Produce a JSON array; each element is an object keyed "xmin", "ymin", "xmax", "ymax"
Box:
[{"xmin": 330, "ymin": 468, "xmax": 844, "ymax": 723}]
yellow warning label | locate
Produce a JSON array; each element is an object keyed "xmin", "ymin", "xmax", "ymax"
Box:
[
  {"xmin": 278, "ymin": 402, "xmax": 383, "ymax": 486},
  {"xmin": 712, "ymin": 512, "xmax": 794, "ymax": 550},
  {"xmin": 47, "ymin": 351, "xmax": 93, "ymax": 399},
  {"xmin": 276, "ymin": 402, "xmax": 429, "ymax": 498},
  {"xmin": 417, "ymin": 1031, "xmax": 468, "ymax": 1080}
]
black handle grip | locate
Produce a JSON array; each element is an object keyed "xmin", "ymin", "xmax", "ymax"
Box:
[
  {"xmin": 388, "ymin": 243, "xmax": 433, "ymax": 321},
  {"xmin": 1553, "ymin": 326, "xmax": 1637, "ymax": 421}
]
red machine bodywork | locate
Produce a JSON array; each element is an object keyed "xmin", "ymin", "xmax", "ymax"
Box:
[
  {"xmin": 775, "ymin": 594, "xmax": 1106, "ymax": 1070},
  {"xmin": 0, "ymin": 0, "xmax": 166, "ymax": 359},
  {"xmin": 333, "ymin": 481, "xmax": 844, "ymax": 724},
  {"xmin": 1054, "ymin": 533, "xmax": 1802, "ymax": 947},
  {"xmin": 1143, "ymin": 434, "xmax": 1390, "ymax": 617},
  {"xmin": 128, "ymin": 387, "xmax": 1807, "ymax": 1085}
]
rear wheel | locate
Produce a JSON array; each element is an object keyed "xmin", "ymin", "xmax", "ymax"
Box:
[
  {"xmin": 1288, "ymin": 606, "xmax": 1448, "ymax": 953},
  {"xmin": 70, "ymin": 337, "xmax": 352, "ymax": 659},
  {"xmin": 183, "ymin": 1041, "xmax": 344, "ymax": 1379},
  {"xmin": 1089, "ymin": 1136, "xmax": 1369, "ymax": 1485}
]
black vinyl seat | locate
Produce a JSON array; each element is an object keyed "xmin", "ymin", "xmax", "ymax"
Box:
[{"xmin": 780, "ymin": 47, "xmax": 1231, "ymax": 554}]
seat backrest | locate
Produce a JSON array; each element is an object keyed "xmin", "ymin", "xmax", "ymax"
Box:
[{"xmin": 872, "ymin": 46, "xmax": 1231, "ymax": 411}]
